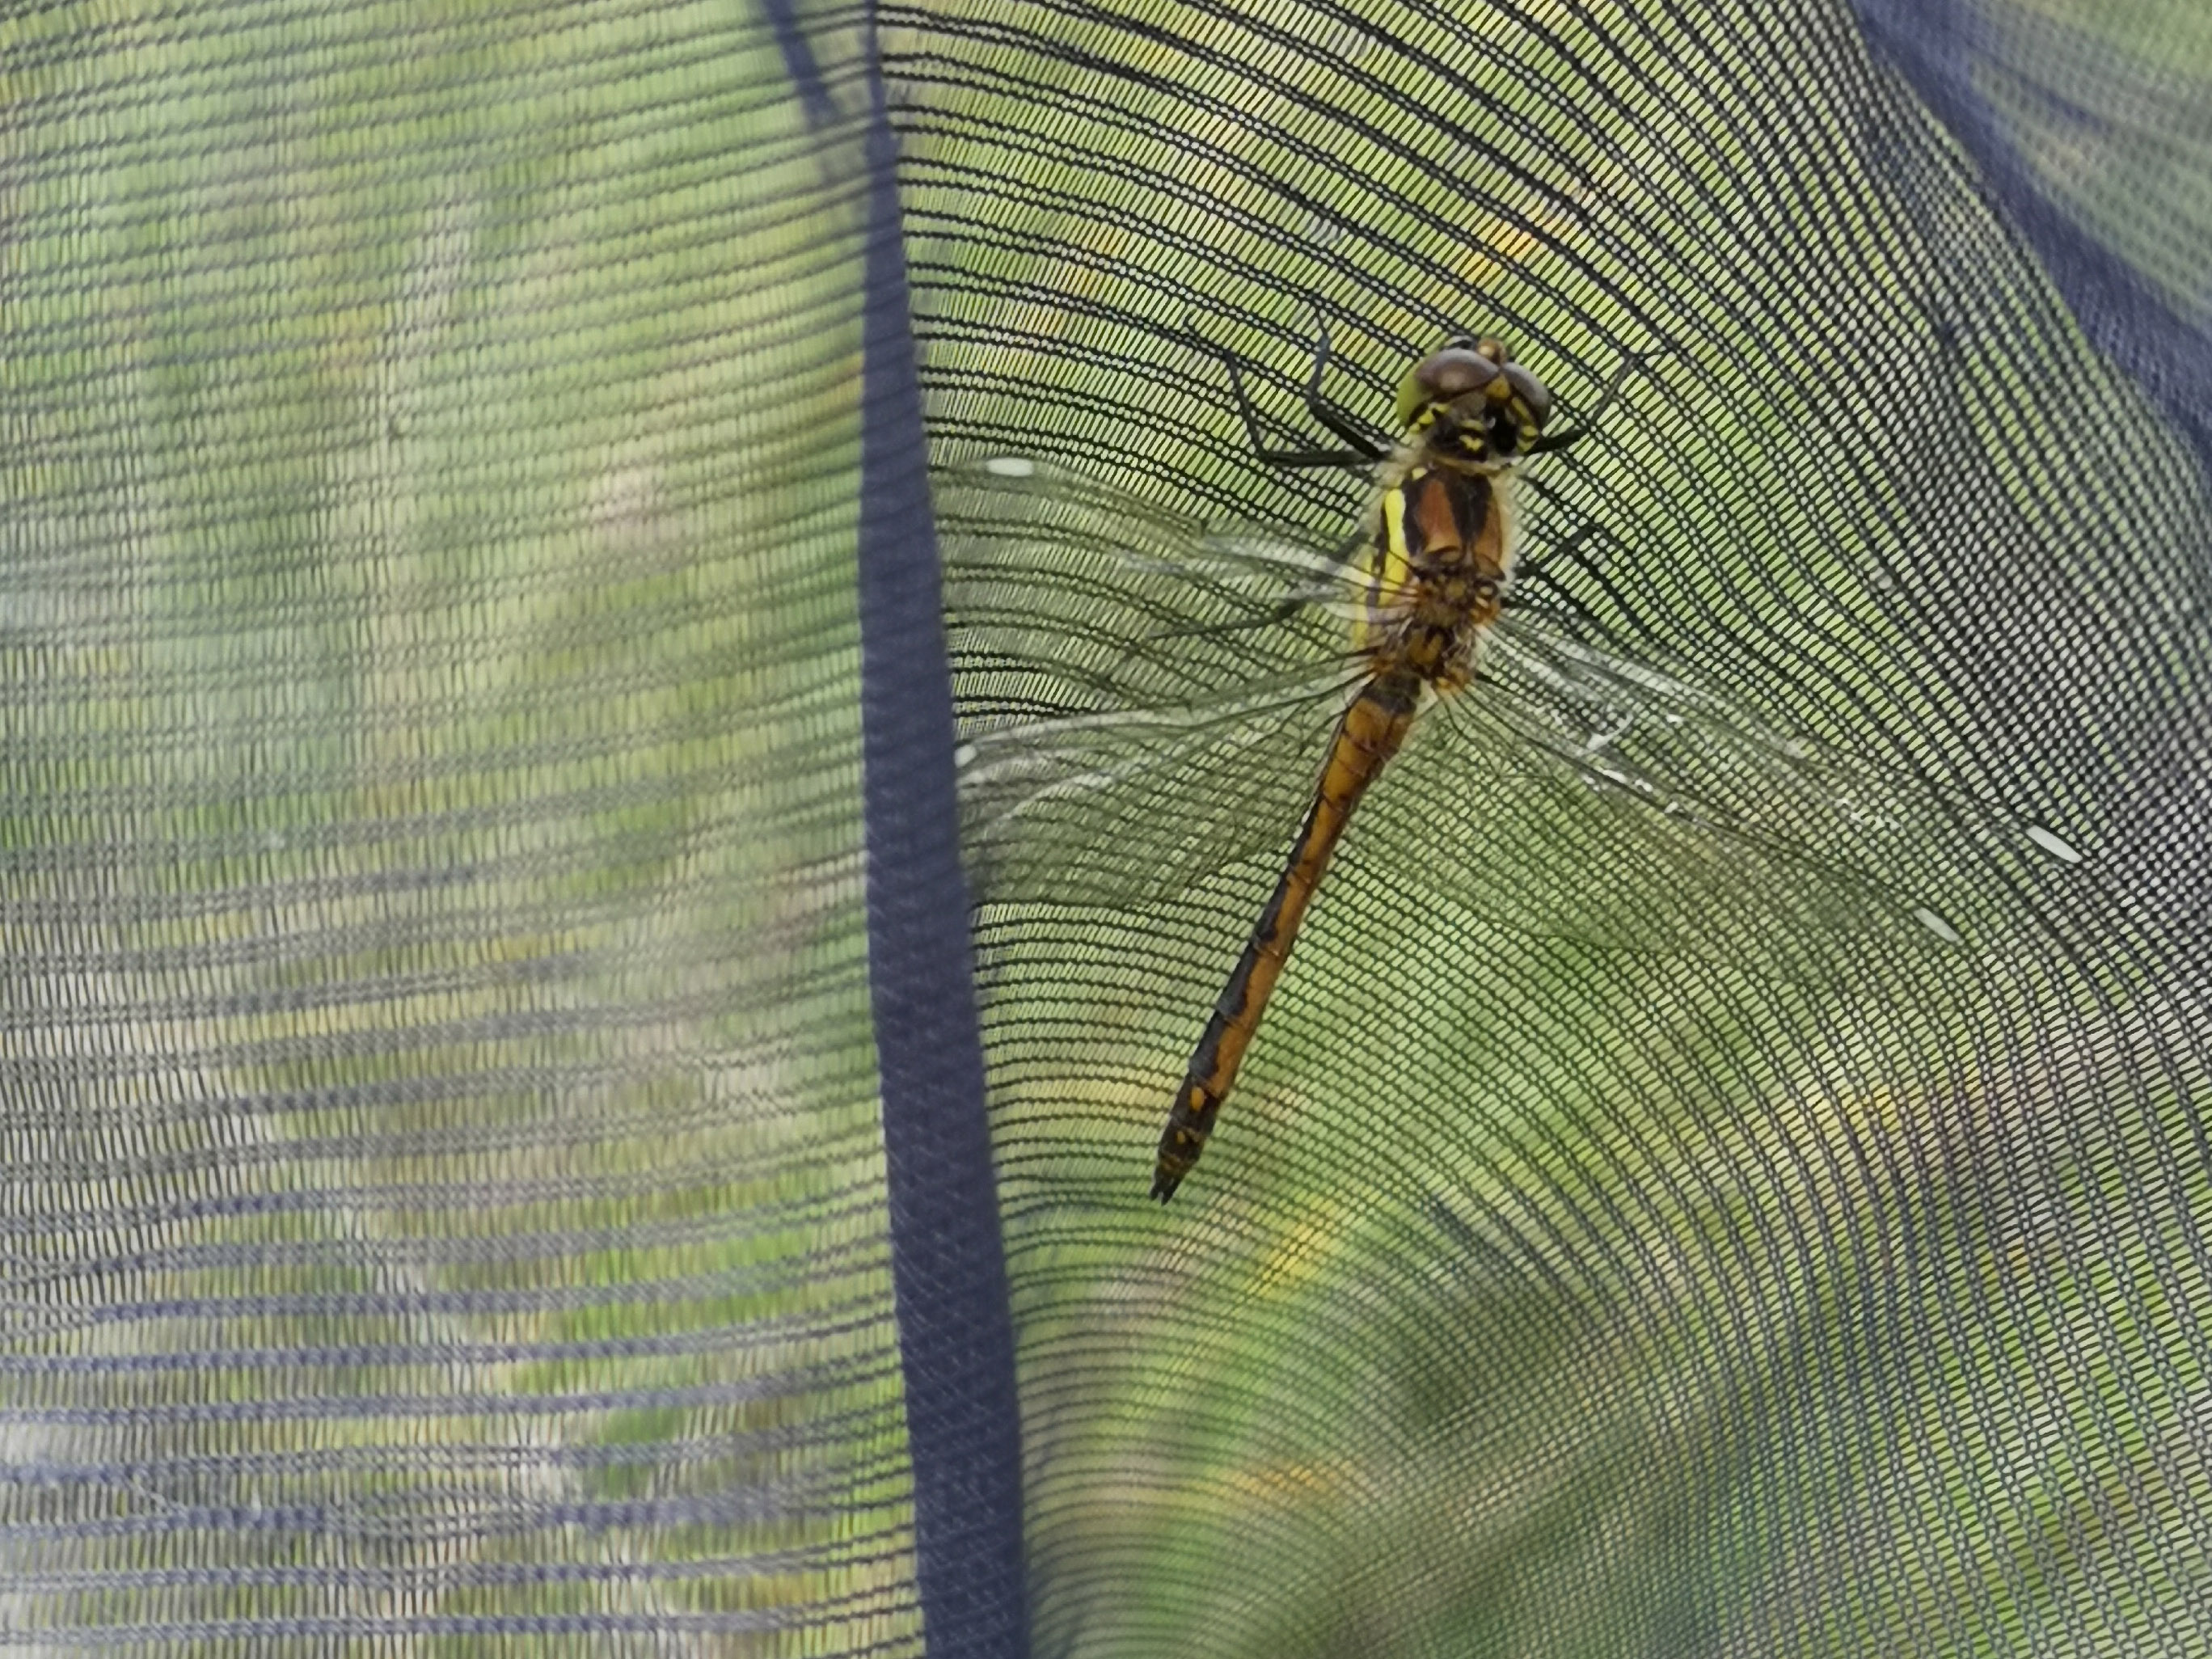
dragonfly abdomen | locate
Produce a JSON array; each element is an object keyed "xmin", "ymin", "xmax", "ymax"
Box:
[{"xmin": 1151, "ymin": 667, "xmax": 1424, "ymax": 1201}]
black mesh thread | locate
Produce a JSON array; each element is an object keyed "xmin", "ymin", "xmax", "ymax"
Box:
[
  {"xmin": 7, "ymin": 0, "xmax": 2210, "ymax": 1653},
  {"xmin": 895, "ymin": 0, "xmax": 2212, "ymax": 1652},
  {"xmin": 1, "ymin": 3, "xmax": 971, "ymax": 1652}
]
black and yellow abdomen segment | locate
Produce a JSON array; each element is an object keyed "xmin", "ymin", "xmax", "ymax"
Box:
[{"xmin": 1151, "ymin": 668, "xmax": 1424, "ymax": 1201}]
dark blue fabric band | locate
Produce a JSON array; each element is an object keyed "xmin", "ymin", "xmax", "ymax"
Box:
[
  {"xmin": 842, "ymin": 6, "xmax": 1031, "ymax": 1653},
  {"xmin": 1853, "ymin": 0, "xmax": 2212, "ymax": 466}
]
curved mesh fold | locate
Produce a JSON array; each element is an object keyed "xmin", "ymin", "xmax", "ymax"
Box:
[
  {"xmin": 7, "ymin": 0, "xmax": 2212, "ymax": 1654},
  {"xmin": 897, "ymin": 0, "xmax": 2212, "ymax": 1653}
]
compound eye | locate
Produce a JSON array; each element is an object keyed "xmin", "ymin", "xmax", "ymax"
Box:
[
  {"xmin": 1502, "ymin": 363, "xmax": 1552, "ymax": 427},
  {"xmin": 1399, "ymin": 346, "xmax": 1500, "ymax": 426},
  {"xmin": 1416, "ymin": 348, "xmax": 1501, "ymax": 401}
]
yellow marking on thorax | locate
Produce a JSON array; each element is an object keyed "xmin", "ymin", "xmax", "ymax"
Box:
[
  {"xmin": 1364, "ymin": 481, "xmax": 1418, "ymax": 658},
  {"xmin": 1488, "ymin": 471, "xmax": 1519, "ymax": 580},
  {"xmin": 1377, "ymin": 485, "xmax": 1413, "ymax": 585}
]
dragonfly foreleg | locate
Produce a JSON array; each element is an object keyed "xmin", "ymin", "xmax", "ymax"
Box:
[
  {"xmin": 1297, "ymin": 314, "xmax": 1393, "ymax": 462},
  {"xmin": 1181, "ymin": 313, "xmax": 1385, "ymax": 471},
  {"xmin": 1526, "ymin": 342, "xmax": 1675, "ymax": 455}
]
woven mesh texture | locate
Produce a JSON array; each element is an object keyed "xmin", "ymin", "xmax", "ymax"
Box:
[
  {"xmin": 9, "ymin": 0, "xmax": 2212, "ymax": 1653},
  {"xmin": 897, "ymin": 0, "xmax": 2212, "ymax": 1652},
  {"xmin": 1977, "ymin": 9, "xmax": 2212, "ymax": 335},
  {"xmin": 2, "ymin": 4, "xmax": 936, "ymax": 1651}
]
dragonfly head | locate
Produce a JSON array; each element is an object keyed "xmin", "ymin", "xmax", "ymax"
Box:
[{"xmin": 1398, "ymin": 336, "xmax": 1554, "ymax": 467}]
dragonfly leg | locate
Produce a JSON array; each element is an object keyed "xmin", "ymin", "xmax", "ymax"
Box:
[
  {"xmin": 1508, "ymin": 521, "xmax": 1606, "ymax": 595},
  {"xmin": 1526, "ymin": 342, "xmax": 1675, "ymax": 455},
  {"xmin": 1503, "ymin": 522, "xmax": 1618, "ymax": 637},
  {"xmin": 1181, "ymin": 314, "xmax": 1382, "ymax": 471},
  {"xmin": 1297, "ymin": 314, "xmax": 1393, "ymax": 461}
]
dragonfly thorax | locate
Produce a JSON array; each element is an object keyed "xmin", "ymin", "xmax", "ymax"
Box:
[{"xmin": 1361, "ymin": 461, "xmax": 1514, "ymax": 692}]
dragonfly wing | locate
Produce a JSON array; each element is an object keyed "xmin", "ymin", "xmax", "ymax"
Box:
[
  {"xmin": 943, "ymin": 452, "xmax": 2085, "ymax": 980},
  {"xmin": 944, "ymin": 454, "xmax": 1377, "ymax": 911},
  {"xmin": 1371, "ymin": 614, "xmax": 2089, "ymax": 980},
  {"xmin": 939, "ymin": 455, "xmax": 1369, "ymax": 703},
  {"xmin": 958, "ymin": 661, "xmax": 1360, "ymax": 911},
  {"xmin": 1374, "ymin": 711, "xmax": 1930, "ymax": 986}
]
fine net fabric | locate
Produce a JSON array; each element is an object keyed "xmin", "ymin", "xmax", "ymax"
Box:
[
  {"xmin": 894, "ymin": 1, "xmax": 2212, "ymax": 1653},
  {"xmin": 2, "ymin": 4, "xmax": 938, "ymax": 1653},
  {"xmin": 7, "ymin": 2, "xmax": 2212, "ymax": 1656}
]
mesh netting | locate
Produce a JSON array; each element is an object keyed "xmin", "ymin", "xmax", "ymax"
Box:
[
  {"xmin": 2, "ymin": 4, "xmax": 948, "ymax": 1652},
  {"xmin": 897, "ymin": 0, "xmax": 2212, "ymax": 1652},
  {"xmin": 7, "ymin": 0, "xmax": 2212, "ymax": 1654}
]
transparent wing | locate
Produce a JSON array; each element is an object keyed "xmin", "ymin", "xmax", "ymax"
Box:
[
  {"xmin": 958, "ymin": 656, "xmax": 1361, "ymax": 910},
  {"xmin": 1370, "ymin": 659, "xmax": 1973, "ymax": 986},
  {"xmin": 939, "ymin": 455, "xmax": 1365, "ymax": 700},
  {"xmin": 942, "ymin": 455, "xmax": 2092, "ymax": 984},
  {"xmin": 942, "ymin": 454, "xmax": 1370, "ymax": 906},
  {"xmin": 1466, "ymin": 618, "xmax": 2088, "ymax": 960}
]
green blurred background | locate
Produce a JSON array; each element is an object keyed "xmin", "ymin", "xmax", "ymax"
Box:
[{"xmin": 5, "ymin": 0, "xmax": 2210, "ymax": 1652}]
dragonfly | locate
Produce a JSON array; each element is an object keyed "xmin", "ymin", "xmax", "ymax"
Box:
[{"xmin": 946, "ymin": 318, "xmax": 2087, "ymax": 1202}]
